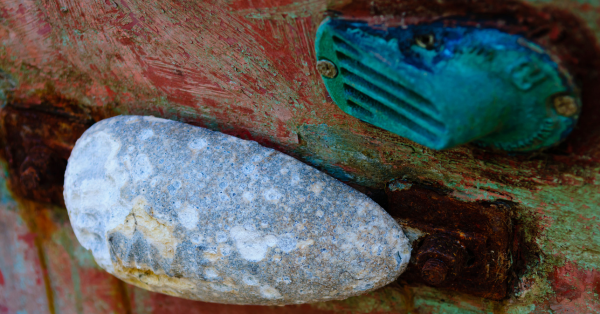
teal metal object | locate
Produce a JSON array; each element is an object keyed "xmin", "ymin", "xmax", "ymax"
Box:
[{"xmin": 315, "ymin": 18, "xmax": 581, "ymax": 152}]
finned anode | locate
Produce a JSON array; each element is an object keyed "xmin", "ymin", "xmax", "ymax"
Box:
[{"xmin": 315, "ymin": 18, "xmax": 581, "ymax": 152}]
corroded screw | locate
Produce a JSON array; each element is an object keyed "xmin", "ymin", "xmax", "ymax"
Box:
[
  {"xmin": 317, "ymin": 60, "xmax": 338, "ymax": 79},
  {"xmin": 415, "ymin": 233, "xmax": 468, "ymax": 286},
  {"xmin": 20, "ymin": 166, "xmax": 41, "ymax": 190},
  {"xmin": 19, "ymin": 145, "xmax": 53, "ymax": 191},
  {"xmin": 421, "ymin": 258, "xmax": 448, "ymax": 286},
  {"xmin": 553, "ymin": 95, "xmax": 578, "ymax": 117}
]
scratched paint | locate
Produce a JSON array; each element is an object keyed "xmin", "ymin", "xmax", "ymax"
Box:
[
  {"xmin": 0, "ymin": 193, "xmax": 50, "ymax": 313},
  {"xmin": 1, "ymin": 0, "xmax": 600, "ymax": 313}
]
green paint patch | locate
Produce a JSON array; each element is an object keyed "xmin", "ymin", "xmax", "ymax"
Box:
[{"xmin": 314, "ymin": 287, "xmax": 407, "ymax": 313}]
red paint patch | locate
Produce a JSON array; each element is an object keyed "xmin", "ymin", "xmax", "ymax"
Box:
[
  {"xmin": 594, "ymin": 276, "xmax": 600, "ymax": 297},
  {"xmin": 550, "ymin": 262, "xmax": 595, "ymax": 303},
  {"xmin": 0, "ymin": 269, "xmax": 5, "ymax": 286},
  {"xmin": 542, "ymin": 262, "xmax": 600, "ymax": 313},
  {"xmin": 140, "ymin": 290, "xmax": 336, "ymax": 314},
  {"xmin": 17, "ymin": 233, "xmax": 36, "ymax": 249},
  {"xmin": 581, "ymin": 3, "xmax": 594, "ymax": 12},
  {"xmin": 227, "ymin": 0, "xmax": 303, "ymax": 11},
  {"xmin": 142, "ymin": 59, "xmax": 225, "ymax": 108}
]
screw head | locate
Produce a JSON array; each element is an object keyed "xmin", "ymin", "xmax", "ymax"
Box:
[
  {"xmin": 19, "ymin": 145, "xmax": 54, "ymax": 191},
  {"xmin": 421, "ymin": 258, "xmax": 448, "ymax": 286},
  {"xmin": 415, "ymin": 234, "xmax": 468, "ymax": 286},
  {"xmin": 21, "ymin": 166, "xmax": 41, "ymax": 190},
  {"xmin": 317, "ymin": 60, "xmax": 338, "ymax": 79},
  {"xmin": 553, "ymin": 95, "xmax": 578, "ymax": 117},
  {"xmin": 415, "ymin": 34, "xmax": 436, "ymax": 50}
]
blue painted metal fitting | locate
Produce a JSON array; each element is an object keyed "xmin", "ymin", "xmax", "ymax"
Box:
[{"xmin": 315, "ymin": 18, "xmax": 581, "ymax": 152}]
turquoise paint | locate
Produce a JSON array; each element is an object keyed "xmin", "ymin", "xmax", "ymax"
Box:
[
  {"xmin": 388, "ymin": 181, "xmax": 413, "ymax": 192},
  {"xmin": 506, "ymin": 304, "xmax": 536, "ymax": 314},
  {"xmin": 0, "ymin": 167, "xmax": 17, "ymax": 211},
  {"xmin": 315, "ymin": 18, "xmax": 580, "ymax": 152}
]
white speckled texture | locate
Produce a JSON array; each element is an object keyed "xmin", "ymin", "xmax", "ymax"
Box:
[{"xmin": 64, "ymin": 115, "xmax": 411, "ymax": 305}]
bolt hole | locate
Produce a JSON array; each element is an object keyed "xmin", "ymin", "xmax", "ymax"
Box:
[
  {"xmin": 466, "ymin": 248, "xmax": 476, "ymax": 267},
  {"xmin": 416, "ymin": 237, "xmax": 426, "ymax": 249},
  {"xmin": 415, "ymin": 34, "xmax": 436, "ymax": 50}
]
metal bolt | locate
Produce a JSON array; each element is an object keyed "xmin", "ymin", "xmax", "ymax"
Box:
[
  {"xmin": 421, "ymin": 258, "xmax": 448, "ymax": 286},
  {"xmin": 415, "ymin": 233, "xmax": 468, "ymax": 286},
  {"xmin": 553, "ymin": 95, "xmax": 578, "ymax": 117},
  {"xmin": 19, "ymin": 145, "xmax": 54, "ymax": 191},
  {"xmin": 317, "ymin": 60, "xmax": 338, "ymax": 79},
  {"xmin": 20, "ymin": 166, "xmax": 41, "ymax": 190}
]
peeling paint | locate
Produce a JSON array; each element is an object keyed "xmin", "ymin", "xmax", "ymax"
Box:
[{"xmin": 1, "ymin": 0, "xmax": 600, "ymax": 312}]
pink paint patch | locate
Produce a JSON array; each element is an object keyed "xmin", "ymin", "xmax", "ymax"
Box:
[
  {"xmin": 274, "ymin": 106, "xmax": 292, "ymax": 122},
  {"xmin": 224, "ymin": 37, "xmax": 238, "ymax": 45},
  {"xmin": 17, "ymin": 233, "xmax": 36, "ymax": 248},
  {"xmin": 36, "ymin": 22, "xmax": 51, "ymax": 36},
  {"xmin": 550, "ymin": 262, "xmax": 600, "ymax": 305}
]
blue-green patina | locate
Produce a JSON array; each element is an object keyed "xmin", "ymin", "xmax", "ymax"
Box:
[{"xmin": 315, "ymin": 18, "xmax": 580, "ymax": 152}]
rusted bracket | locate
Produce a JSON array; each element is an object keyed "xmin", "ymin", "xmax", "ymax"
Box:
[
  {"xmin": 1, "ymin": 103, "xmax": 93, "ymax": 205},
  {"xmin": 386, "ymin": 180, "xmax": 514, "ymax": 300}
]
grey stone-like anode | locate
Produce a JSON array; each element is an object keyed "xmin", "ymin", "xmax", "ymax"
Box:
[{"xmin": 64, "ymin": 115, "xmax": 411, "ymax": 305}]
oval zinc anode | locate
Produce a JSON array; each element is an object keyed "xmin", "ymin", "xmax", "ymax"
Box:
[{"xmin": 63, "ymin": 115, "xmax": 411, "ymax": 305}]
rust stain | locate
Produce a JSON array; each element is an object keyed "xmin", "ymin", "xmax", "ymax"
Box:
[
  {"xmin": 391, "ymin": 282, "xmax": 415, "ymax": 313},
  {"xmin": 115, "ymin": 279, "xmax": 133, "ymax": 314},
  {"xmin": 16, "ymin": 199, "xmax": 58, "ymax": 314},
  {"xmin": 34, "ymin": 231, "xmax": 56, "ymax": 314}
]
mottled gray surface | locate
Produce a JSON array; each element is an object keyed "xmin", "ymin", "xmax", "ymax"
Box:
[{"xmin": 64, "ymin": 115, "xmax": 411, "ymax": 305}]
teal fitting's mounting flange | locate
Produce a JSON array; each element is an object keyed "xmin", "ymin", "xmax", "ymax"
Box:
[{"xmin": 315, "ymin": 18, "xmax": 581, "ymax": 152}]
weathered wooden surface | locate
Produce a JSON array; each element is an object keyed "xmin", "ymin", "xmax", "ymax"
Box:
[{"xmin": 1, "ymin": 0, "xmax": 600, "ymax": 313}]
